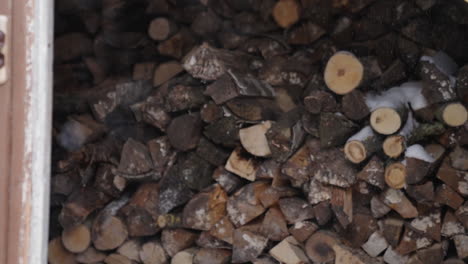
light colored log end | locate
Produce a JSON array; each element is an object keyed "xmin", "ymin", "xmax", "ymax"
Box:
[
  {"xmin": 442, "ymin": 103, "xmax": 467, "ymax": 127},
  {"xmin": 370, "ymin": 108, "xmax": 402, "ymax": 135},
  {"xmin": 324, "ymin": 51, "xmax": 364, "ymax": 95},
  {"xmin": 383, "ymin": 135, "xmax": 405, "ymax": 158},
  {"xmin": 385, "ymin": 163, "xmax": 407, "ymax": 189},
  {"xmin": 344, "ymin": 140, "xmax": 366, "ymax": 164}
]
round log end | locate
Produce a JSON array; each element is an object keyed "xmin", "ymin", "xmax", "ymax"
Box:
[
  {"xmin": 370, "ymin": 108, "xmax": 402, "ymax": 135},
  {"xmin": 385, "ymin": 162, "xmax": 407, "ymax": 189},
  {"xmin": 383, "ymin": 135, "xmax": 405, "ymax": 158},
  {"xmin": 344, "ymin": 140, "xmax": 367, "ymax": 164},
  {"xmin": 148, "ymin": 18, "xmax": 171, "ymax": 41},
  {"xmin": 272, "ymin": 0, "xmax": 301, "ymax": 28},
  {"xmin": 324, "ymin": 51, "xmax": 364, "ymax": 95},
  {"xmin": 61, "ymin": 224, "xmax": 91, "ymax": 253},
  {"xmin": 442, "ymin": 103, "xmax": 467, "ymax": 127}
]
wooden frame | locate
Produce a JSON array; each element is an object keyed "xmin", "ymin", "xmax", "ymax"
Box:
[{"xmin": 0, "ymin": 0, "xmax": 53, "ymax": 263}]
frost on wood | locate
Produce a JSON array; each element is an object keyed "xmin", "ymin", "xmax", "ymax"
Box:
[
  {"xmin": 310, "ymin": 148, "xmax": 357, "ymax": 188},
  {"xmin": 232, "ymin": 230, "xmax": 268, "ymax": 263}
]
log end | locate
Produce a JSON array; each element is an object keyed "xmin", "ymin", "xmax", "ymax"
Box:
[
  {"xmin": 370, "ymin": 108, "xmax": 402, "ymax": 135},
  {"xmin": 385, "ymin": 163, "xmax": 407, "ymax": 189},
  {"xmin": 383, "ymin": 135, "xmax": 405, "ymax": 158},
  {"xmin": 442, "ymin": 103, "xmax": 467, "ymax": 127},
  {"xmin": 324, "ymin": 51, "xmax": 364, "ymax": 95},
  {"xmin": 344, "ymin": 140, "xmax": 366, "ymax": 164}
]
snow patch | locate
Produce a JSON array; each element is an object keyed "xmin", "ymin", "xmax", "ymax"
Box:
[
  {"xmin": 347, "ymin": 126, "xmax": 374, "ymax": 142},
  {"xmin": 405, "ymin": 144, "xmax": 435, "ymax": 163}
]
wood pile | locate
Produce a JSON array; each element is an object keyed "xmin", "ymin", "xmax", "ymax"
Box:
[{"xmin": 50, "ymin": 0, "xmax": 468, "ymax": 263}]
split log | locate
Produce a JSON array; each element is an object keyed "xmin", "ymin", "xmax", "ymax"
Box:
[
  {"xmin": 410, "ymin": 211, "xmax": 442, "ymax": 241},
  {"xmin": 381, "ymin": 218, "xmax": 404, "ymax": 248},
  {"xmin": 239, "ymin": 121, "xmax": 273, "ymax": 157},
  {"xmin": 333, "ymin": 244, "xmax": 384, "ymax": 264},
  {"xmin": 310, "ymin": 148, "xmax": 357, "ymax": 187},
  {"xmin": 304, "ymin": 90, "xmax": 337, "ymax": 114},
  {"xmin": 226, "ymin": 182, "xmax": 268, "ymax": 227},
  {"xmin": 436, "ymin": 103, "xmax": 467, "ymax": 127},
  {"xmin": 357, "ymin": 156, "xmax": 385, "ymax": 189},
  {"xmin": 288, "ymin": 22, "xmax": 325, "ymax": 45},
  {"xmin": 260, "ymin": 207, "xmax": 289, "ymax": 241},
  {"xmin": 449, "ymin": 146, "xmax": 468, "ymax": 171},
  {"xmin": 104, "ymin": 254, "xmax": 135, "ymax": 264},
  {"xmin": 456, "ymin": 202, "xmax": 468, "ymax": 229},
  {"xmin": 116, "ymin": 138, "xmax": 155, "ymax": 181},
  {"xmin": 305, "ymin": 231, "xmax": 338, "ymax": 263},
  {"xmin": 196, "ymin": 137, "xmax": 230, "ymax": 167},
  {"xmin": 161, "ymin": 228, "xmax": 198, "ymax": 257},
  {"xmin": 383, "ymin": 247, "xmax": 409, "ymax": 264},
  {"xmin": 165, "ymin": 85, "xmax": 206, "ymax": 112},
  {"xmin": 48, "ymin": 237, "xmax": 77, "ymax": 264},
  {"xmin": 381, "ymin": 189, "xmax": 418, "ymax": 218},
  {"xmin": 281, "ymin": 144, "xmax": 311, "ymax": 187},
  {"xmin": 153, "ymin": 61, "xmax": 184, "ymax": 86},
  {"xmin": 313, "ymin": 201, "xmax": 333, "ymax": 226},
  {"xmin": 272, "ymin": 0, "xmax": 301, "ymax": 28},
  {"xmin": 200, "ymin": 102, "xmax": 223, "ymax": 123},
  {"xmin": 133, "ymin": 62, "xmax": 156, "ymax": 81},
  {"xmin": 193, "ymin": 248, "xmax": 231, "ymax": 264},
  {"xmin": 269, "ymin": 236, "xmax": 309, "ymax": 264},
  {"xmin": 416, "ymin": 243, "xmax": 444, "ymax": 264},
  {"xmin": 147, "ymin": 136, "xmax": 177, "ymax": 179},
  {"xmin": 225, "ymin": 147, "xmax": 260, "ymax": 181},
  {"xmin": 288, "ymin": 221, "xmax": 318, "ymax": 243},
  {"xmin": 346, "ymin": 211, "xmax": 378, "ymax": 248},
  {"xmin": 319, "ymin": 112, "xmax": 358, "ymax": 148},
  {"xmin": 406, "ymin": 182, "xmax": 434, "ymax": 204},
  {"xmin": 361, "ymin": 231, "xmax": 389, "ymax": 257},
  {"xmin": 395, "ymin": 226, "xmax": 432, "ymax": 255},
  {"xmin": 139, "ymin": 240, "xmax": 168, "ymax": 264},
  {"xmin": 385, "ymin": 162, "xmax": 407, "ymax": 189},
  {"xmin": 212, "ymin": 167, "xmax": 243, "ymax": 194},
  {"xmin": 167, "ymin": 113, "xmax": 203, "ymax": 151},
  {"xmin": 370, "ymin": 196, "xmax": 391, "ymax": 218},
  {"xmin": 441, "ymin": 210, "xmax": 465, "ymax": 238},
  {"xmin": 453, "ymin": 234, "xmax": 468, "ymax": 259},
  {"xmin": 344, "ymin": 126, "xmax": 382, "ymax": 163},
  {"xmin": 171, "ymin": 248, "xmax": 197, "ymax": 264},
  {"xmin": 434, "ymin": 184, "xmax": 464, "ymax": 210},
  {"xmin": 62, "ymin": 224, "xmax": 91, "ymax": 253},
  {"xmin": 232, "ymin": 230, "xmax": 268, "ymax": 263},
  {"xmin": 324, "ymin": 51, "xmax": 364, "ymax": 95},
  {"xmin": 148, "ymin": 17, "xmax": 177, "ymax": 41},
  {"xmin": 158, "ymin": 28, "xmax": 196, "ymax": 59},
  {"xmin": 210, "ymin": 216, "xmax": 235, "ymax": 244},
  {"xmin": 341, "ymin": 90, "xmax": 370, "ymax": 121},
  {"xmin": 203, "ymin": 117, "xmax": 240, "ymax": 147},
  {"xmin": 278, "ymin": 197, "xmax": 315, "ymax": 224}
]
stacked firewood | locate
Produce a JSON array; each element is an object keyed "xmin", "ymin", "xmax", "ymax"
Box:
[{"xmin": 49, "ymin": 0, "xmax": 468, "ymax": 263}]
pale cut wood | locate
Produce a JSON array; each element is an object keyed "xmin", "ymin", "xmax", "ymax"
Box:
[
  {"xmin": 370, "ymin": 108, "xmax": 403, "ymax": 135},
  {"xmin": 272, "ymin": 0, "xmax": 301, "ymax": 28},
  {"xmin": 225, "ymin": 147, "xmax": 259, "ymax": 181},
  {"xmin": 269, "ymin": 236, "xmax": 309, "ymax": 264},
  {"xmin": 92, "ymin": 216, "xmax": 128, "ymax": 251},
  {"xmin": 171, "ymin": 248, "xmax": 197, "ymax": 264},
  {"xmin": 61, "ymin": 224, "xmax": 91, "ymax": 253},
  {"xmin": 239, "ymin": 121, "xmax": 273, "ymax": 157},
  {"xmin": 324, "ymin": 51, "xmax": 364, "ymax": 95},
  {"xmin": 117, "ymin": 239, "xmax": 142, "ymax": 263},
  {"xmin": 385, "ymin": 162, "xmax": 406, "ymax": 189},
  {"xmin": 48, "ymin": 237, "xmax": 77, "ymax": 264},
  {"xmin": 148, "ymin": 17, "xmax": 177, "ymax": 41},
  {"xmin": 104, "ymin": 254, "xmax": 135, "ymax": 264},
  {"xmin": 75, "ymin": 246, "xmax": 106, "ymax": 264},
  {"xmin": 437, "ymin": 102, "xmax": 467, "ymax": 127},
  {"xmin": 153, "ymin": 61, "xmax": 184, "ymax": 86},
  {"xmin": 381, "ymin": 189, "xmax": 418, "ymax": 218},
  {"xmin": 361, "ymin": 231, "xmax": 389, "ymax": 257},
  {"xmin": 383, "ymin": 135, "xmax": 405, "ymax": 158},
  {"xmin": 344, "ymin": 141, "xmax": 367, "ymax": 164},
  {"xmin": 139, "ymin": 240, "xmax": 168, "ymax": 264}
]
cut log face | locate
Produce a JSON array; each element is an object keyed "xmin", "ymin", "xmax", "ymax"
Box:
[
  {"xmin": 438, "ymin": 103, "xmax": 467, "ymax": 127},
  {"xmin": 361, "ymin": 231, "xmax": 389, "ymax": 257},
  {"xmin": 357, "ymin": 156, "xmax": 385, "ymax": 189},
  {"xmin": 385, "ymin": 162, "xmax": 407, "ymax": 189},
  {"xmin": 48, "ymin": 237, "xmax": 78, "ymax": 264},
  {"xmin": 239, "ymin": 121, "xmax": 273, "ymax": 157},
  {"xmin": 344, "ymin": 140, "xmax": 367, "ymax": 164},
  {"xmin": 305, "ymin": 231, "xmax": 337, "ymax": 263},
  {"xmin": 62, "ymin": 224, "xmax": 91, "ymax": 253},
  {"xmin": 232, "ymin": 230, "xmax": 268, "ymax": 263},
  {"xmin": 272, "ymin": 0, "xmax": 301, "ymax": 28},
  {"xmin": 148, "ymin": 17, "xmax": 177, "ymax": 41},
  {"xmin": 92, "ymin": 215, "xmax": 128, "ymax": 251},
  {"xmin": 370, "ymin": 107, "xmax": 402, "ymax": 135},
  {"xmin": 117, "ymin": 239, "xmax": 142, "ymax": 263},
  {"xmin": 76, "ymin": 246, "xmax": 107, "ymax": 263},
  {"xmin": 193, "ymin": 248, "xmax": 231, "ymax": 264},
  {"xmin": 139, "ymin": 240, "xmax": 168, "ymax": 264},
  {"xmin": 324, "ymin": 51, "xmax": 364, "ymax": 95},
  {"xmin": 289, "ymin": 221, "xmax": 318, "ymax": 242},
  {"xmin": 226, "ymin": 182, "xmax": 268, "ymax": 227},
  {"xmin": 383, "ymin": 135, "xmax": 405, "ymax": 158},
  {"xmin": 225, "ymin": 147, "xmax": 260, "ymax": 181},
  {"xmin": 269, "ymin": 236, "xmax": 310, "ymax": 264},
  {"xmin": 161, "ymin": 229, "xmax": 198, "ymax": 257}
]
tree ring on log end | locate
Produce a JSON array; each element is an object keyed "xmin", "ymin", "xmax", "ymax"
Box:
[
  {"xmin": 383, "ymin": 135, "xmax": 405, "ymax": 158},
  {"xmin": 344, "ymin": 140, "xmax": 366, "ymax": 164},
  {"xmin": 370, "ymin": 108, "xmax": 402, "ymax": 135},
  {"xmin": 385, "ymin": 162, "xmax": 406, "ymax": 189},
  {"xmin": 324, "ymin": 51, "xmax": 364, "ymax": 95}
]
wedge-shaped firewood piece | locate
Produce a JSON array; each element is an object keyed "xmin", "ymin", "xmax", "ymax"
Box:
[
  {"xmin": 258, "ymin": 186, "xmax": 298, "ymax": 208},
  {"xmin": 269, "ymin": 236, "xmax": 310, "ymax": 264},
  {"xmin": 370, "ymin": 196, "xmax": 391, "ymax": 218},
  {"xmin": 357, "ymin": 156, "xmax": 385, "ymax": 189},
  {"xmin": 441, "ymin": 210, "xmax": 465, "ymax": 238},
  {"xmin": 407, "ymin": 182, "xmax": 434, "ymax": 203},
  {"xmin": 171, "ymin": 248, "xmax": 198, "ymax": 264},
  {"xmin": 226, "ymin": 182, "xmax": 268, "ymax": 227},
  {"xmin": 165, "ymin": 85, "xmax": 206, "ymax": 112},
  {"xmin": 305, "ymin": 231, "xmax": 338, "ymax": 263},
  {"xmin": 212, "ymin": 167, "xmax": 243, "ymax": 195},
  {"xmin": 333, "ymin": 244, "xmax": 384, "ymax": 264},
  {"xmin": 183, "ymin": 184, "xmax": 228, "ymax": 231},
  {"xmin": 324, "ymin": 51, "xmax": 364, "ymax": 95},
  {"xmin": 161, "ymin": 228, "xmax": 198, "ymax": 257},
  {"xmin": 449, "ymin": 146, "xmax": 468, "ymax": 170},
  {"xmin": 210, "ymin": 216, "xmax": 235, "ymax": 244},
  {"xmin": 94, "ymin": 164, "xmax": 126, "ymax": 198},
  {"xmin": 437, "ymin": 158, "xmax": 468, "ymax": 197},
  {"xmin": 310, "ymin": 148, "xmax": 357, "ymax": 188},
  {"xmin": 435, "ymin": 184, "xmax": 464, "ymax": 210},
  {"xmin": 346, "ymin": 211, "xmax": 378, "ymax": 248},
  {"xmin": 304, "ymin": 90, "xmax": 337, "ymax": 114},
  {"xmin": 92, "ymin": 195, "xmax": 129, "ymax": 251},
  {"xmin": 381, "ymin": 218, "xmax": 404, "ymax": 248},
  {"xmin": 260, "ymin": 207, "xmax": 289, "ymax": 241},
  {"xmin": 158, "ymin": 170, "xmax": 194, "ymax": 215},
  {"xmin": 282, "ymin": 144, "xmax": 311, "ymax": 187},
  {"xmin": 279, "ymin": 197, "xmax": 315, "ymax": 224},
  {"xmin": 121, "ymin": 183, "xmax": 160, "ymax": 237},
  {"xmin": 383, "ymin": 247, "xmax": 409, "ymax": 264},
  {"xmin": 104, "ymin": 254, "xmax": 136, "ymax": 264},
  {"xmin": 419, "ymin": 55, "xmax": 457, "ymax": 105},
  {"xmin": 313, "ymin": 201, "xmax": 333, "ymax": 226},
  {"xmin": 331, "ymin": 187, "xmax": 353, "ymax": 228},
  {"xmin": 381, "ymin": 189, "xmax": 418, "ymax": 218},
  {"xmin": 361, "ymin": 231, "xmax": 389, "ymax": 257},
  {"xmin": 153, "ymin": 61, "xmax": 184, "ymax": 86},
  {"xmin": 342, "ymin": 90, "xmax": 370, "ymax": 121},
  {"xmin": 453, "ymin": 234, "xmax": 468, "ymax": 260},
  {"xmin": 147, "ymin": 136, "xmax": 177, "ymax": 180},
  {"xmin": 396, "ymin": 227, "xmax": 432, "ymax": 255},
  {"xmin": 194, "ymin": 248, "xmax": 231, "ymax": 264},
  {"xmin": 232, "ymin": 230, "xmax": 268, "ymax": 263},
  {"xmin": 455, "ymin": 202, "xmax": 468, "ymax": 229},
  {"xmin": 62, "ymin": 224, "xmax": 91, "ymax": 253},
  {"xmin": 158, "ymin": 28, "xmax": 196, "ymax": 59},
  {"xmin": 409, "ymin": 210, "xmax": 441, "ymax": 241},
  {"xmin": 205, "ymin": 70, "xmax": 276, "ymax": 105},
  {"xmin": 319, "ymin": 112, "xmax": 358, "ymax": 148},
  {"xmin": 76, "ymin": 246, "xmax": 106, "ymax": 263},
  {"xmin": 225, "ymin": 147, "xmax": 260, "ymax": 181},
  {"xmin": 308, "ymin": 179, "xmax": 332, "ymax": 205},
  {"xmin": 416, "ymin": 243, "xmax": 444, "ymax": 264},
  {"xmin": 139, "ymin": 240, "xmax": 168, "ymax": 264},
  {"xmin": 117, "ymin": 138, "xmax": 154, "ymax": 180},
  {"xmin": 239, "ymin": 121, "xmax": 273, "ymax": 157},
  {"xmin": 48, "ymin": 237, "xmax": 77, "ymax": 264},
  {"xmin": 289, "ymin": 221, "xmax": 318, "ymax": 243},
  {"xmin": 204, "ymin": 117, "xmax": 240, "ymax": 147},
  {"xmin": 182, "ymin": 43, "xmax": 252, "ymax": 81}
]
